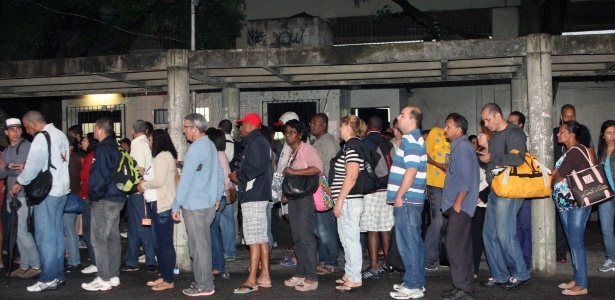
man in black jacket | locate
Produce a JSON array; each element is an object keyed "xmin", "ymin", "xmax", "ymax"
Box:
[{"xmin": 81, "ymin": 117, "xmax": 126, "ymax": 292}]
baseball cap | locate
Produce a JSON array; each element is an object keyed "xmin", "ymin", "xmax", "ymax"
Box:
[
  {"xmin": 236, "ymin": 112, "xmax": 262, "ymax": 128},
  {"xmin": 5, "ymin": 118, "xmax": 21, "ymax": 128},
  {"xmin": 273, "ymin": 112, "xmax": 299, "ymax": 126}
]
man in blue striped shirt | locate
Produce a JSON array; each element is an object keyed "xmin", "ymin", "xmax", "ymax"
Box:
[{"xmin": 387, "ymin": 106, "xmax": 428, "ymax": 300}]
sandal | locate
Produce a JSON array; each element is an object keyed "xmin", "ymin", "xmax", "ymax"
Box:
[
  {"xmin": 284, "ymin": 277, "xmax": 305, "ymax": 287},
  {"xmin": 295, "ymin": 281, "xmax": 318, "ymax": 292},
  {"xmin": 336, "ymin": 282, "xmax": 362, "ymax": 293},
  {"xmin": 233, "ymin": 284, "xmax": 258, "ymax": 294},
  {"xmin": 335, "ymin": 276, "xmax": 348, "ymax": 285},
  {"xmin": 257, "ymin": 282, "xmax": 272, "ymax": 288}
]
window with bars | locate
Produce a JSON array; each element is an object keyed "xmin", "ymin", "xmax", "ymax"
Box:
[{"xmin": 65, "ymin": 104, "xmax": 126, "ymax": 139}]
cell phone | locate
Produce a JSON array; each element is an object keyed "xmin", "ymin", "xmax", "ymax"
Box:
[{"xmin": 476, "ymin": 151, "xmax": 484, "ymax": 156}]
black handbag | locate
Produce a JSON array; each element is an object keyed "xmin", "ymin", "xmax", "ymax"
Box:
[
  {"xmin": 64, "ymin": 193, "xmax": 83, "ymax": 214},
  {"xmin": 282, "ymin": 173, "xmax": 319, "ymax": 200},
  {"xmin": 566, "ymin": 146, "xmax": 615, "ymax": 207},
  {"xmin": 24, "ymin": 131, "xmax": 54, "ymax": 206}
]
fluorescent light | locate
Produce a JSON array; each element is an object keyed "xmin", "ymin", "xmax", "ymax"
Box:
[{"xmin": 563, "ymin": 30, "xmax": 615, "ymax": 36}]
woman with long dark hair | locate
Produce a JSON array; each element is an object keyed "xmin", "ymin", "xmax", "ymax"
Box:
[
  {"xmin": 137, "ymin": 129, "xmax": 178, "ymax": 291},
  {"xmin": 552, "ymin": 121, "xmax": 593, "ymax": 296},
  {"xmin": 596, "ymin": 120, "xmax": 615, "ymax": 273},
  {"xmin": 80, "ymin": 132, "xmax": 99, "ymax": 275}
]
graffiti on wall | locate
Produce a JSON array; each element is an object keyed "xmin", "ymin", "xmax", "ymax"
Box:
[{"xmin": 247, "ymin": 21, "xmax": 306, "ymax": 48}]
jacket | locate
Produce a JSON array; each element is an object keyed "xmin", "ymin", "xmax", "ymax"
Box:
[
  {"xmin": 142, "ymin": 151, "xmax": 177, "ymax": 213},
  {"xmin": 237, "ymin": 129, "xmax": 272, "ymax": 203},
  {"xmin": 89, "ymin": 135, "xmax": 125, "ymax": 202}
]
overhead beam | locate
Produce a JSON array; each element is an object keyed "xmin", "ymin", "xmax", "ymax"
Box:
[
  {"xmin": 596, "ymin": 62, "xmax": 615, "ymax": 75},
  {"xmin": 99, "ymin": 73, "xmax": 163, "ymax": 92},
  {"xmin": 189, "ymin": 71, "xmax": 230, "ymax": 88},
  {"xmin": 262, "ymin": 66, "xmax": 296, "ymax": 85}
]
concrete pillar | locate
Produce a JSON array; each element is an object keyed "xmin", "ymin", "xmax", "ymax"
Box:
[
  {"xmin": 166, "ymin": 49, "xmax": 191, "ymax": 271},
  {"xmin": 526, "ymin": 34, "xmax": 555, "ymax": 276},
  {"xmin": 221, "ymin": 87, "xmax": 240, "ymax": 123}
]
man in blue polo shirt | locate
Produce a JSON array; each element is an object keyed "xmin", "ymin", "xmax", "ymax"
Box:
[{"xmin": 387, "ymin": 106, "xmax": 427, "ymax": 300}]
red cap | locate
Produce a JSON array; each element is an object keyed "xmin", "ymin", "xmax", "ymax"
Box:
[{"xmin": 236, "ymin": 112, "xmax": 262, "ymax": 128}]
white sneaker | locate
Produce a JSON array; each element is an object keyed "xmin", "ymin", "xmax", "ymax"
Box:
[
  {"xmin": 138, "ymin": 254, "xmax": 146, "ymax": 264},
  {"xmin": 110, "ymin": 276, "xmax": 120, "ymax": 287},
  {"xmin": 27, "ymin": 279, "xmax": 59, "ymax": 292},
  {"xmin": 120, "ymin": 232, "xmax": 128, "ymax": 239},
  {"xmin": 81, "ymin": 265, "xmax": 98, "ymax": 274},
  {"xmin": 390, "ymin": 287, "xmax": 424, "ymax": 299},
  {"xmin": 599, "ymin": 259, "xmax": 615, "ymax": 272},
  {"xmin": 393, "ymin": 284, "xmax": 426, "ymax": 292},
  {"xmin": 82, "ymin": 277, "xmax": 112, "ymax": 291}
]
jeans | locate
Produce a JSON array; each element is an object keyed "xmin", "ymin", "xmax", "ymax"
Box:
[
  {"xmin": 598, "ymin": 199, "xmax": 615, "ymax": 260},
  {"xmin": 91, "ymin": 199, "xmax": 125, "ymax": 281},
  {"xmin": 220, "ymin": 201, "xmax": 236, "ymax": 258},
  {"xmin": 81, "ymin": 199, "xmax": 96, "ymax": 265},
  {"xmin": 559, "ymin": 206, "xmax": 591, "ymax": 288},
  {"xmin": 125, "ymin": 193, "xmax": 157, "ymax": 267},
  {"xmin": 289, "ymin": 194, "xmax": 318, "ymax": 281},
  {"xmin": 482, "ymin": 191, "xmax": 530, "ymax": 282},
  {"xmin": 516, "ymin": 200, "xmax": 532, "ymax": 267},
  {"xmin": 7, "ymin": 197, "xmax": 39, "ymax": 270},
  {"xmin": 183, "ymin": 207, "xmax": 216, "ymax": 291},
  {"xmin": 211, "ymin": 197, "xmax": 227, "ymax": 273},
  {"xmin": 150, "ymin": 202, "xmax": 176, "ymax": 283},
  {"xmin": 34, "ymin": 194, "xmax": 67, "ymax": 282},
  {"xmin": 63, "ymin": 212, "xmax": 81, "ymax": 266},
  {"xmin": 424, "ymin": 186, "xmax": 444, "ymax": 265},
  {"xmin": 337, "ymin": 198, "xmax": 364, "ymax": 282},
  {"xmin": 394, "ymin": 203, "xmax": 425, "ymax": 289},
  {"xmin": 556, "ymin": 207, "xmax": 569, "ymax": 257},
  {"xmin": 314, "ymin": 208, "xmax": 339, "ymax": 268}
]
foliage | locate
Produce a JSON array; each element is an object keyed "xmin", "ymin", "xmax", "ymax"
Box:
[{"xmin": 0, "ymin": 0, "xmax": 245, "ymax": 61}]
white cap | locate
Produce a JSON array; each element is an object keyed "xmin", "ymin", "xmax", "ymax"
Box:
[
  {"xmin": 274, "ymin": 112, "xmax": 299, "ymax": 126},
  {"xmin": 5, "ymin": 118, "xmax": 21, "ymax": 128}
]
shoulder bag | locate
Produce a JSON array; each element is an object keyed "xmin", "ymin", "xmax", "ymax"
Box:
[
  {"xmin": 491, "ymin": 151, "xmax": 552, "ymax": 199},
  {"xmin": 24, "ymin": 131, "xmax": 54, "ymax": 206},
  {"xmin": 281, "ymin": 145, "xmax": 319, "ymax": 200},
  {"xmin": 566, "ymin": 146, "xmax": 614, "ymax": 207}
]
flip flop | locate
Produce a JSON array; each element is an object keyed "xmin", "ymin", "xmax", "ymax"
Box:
[
  {"xmin": 233, "ymin": 285, "xmax": 258, "ymax": 294},
  {"xmin": 336, "ymin": 283, "xmax": 362, "ymax": 293},
  {"xmin": 335, "ymin": 277, "xmax": 347, "ymax": 285},
  {"xmin": 257, "ymin": 282, "xmax": 272, "ymax": 288}
]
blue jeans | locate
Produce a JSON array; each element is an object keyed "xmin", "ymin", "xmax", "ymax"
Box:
[
  {"xmin": 34, "ymin": 194, "xmax": 67, "ymax": 282},
  {"xmin": 125, "ymin": 193, "xmax": 157, "ymax": 267},
  {"xmin": 483, "ymin": 191, "xmax": 530, "ymax": 282},
  {"xmin": 91, "ymin": 199, "xmax": 125, "ymax": 281},
  {"xmin": 559, "ymin": 206, "xmax": 591, "ymax": 288},
  {"xmin": 394, "ymin": 203, "xmax": 425, "ymax": 289},
  {"xmin": 211, "ymin": 197, "xmax": 227, "ymax": 273},
  {"xmin": 183, "ymin": 207, "xmax": 216, "ymax": 291},
  {"xmin": 337, "ymin": 198, "xmax": 364, "ymax": 282},
  {"xmin": 81, "ymin": 199, "xmax": 96, "ymax": 266},
  {"xmin": 424, "ymin": 186, "xmax": 444, "ymax": 265},
  {"xmin": 63, "ymin": 211, "xmax": 81, "ymax": 266},
  {"xmin": 598, "ymin": 199, "xmax": 615, "ymax": 260},
  {"xmin": 314, "ymin": 208, "xmax": 339, "ymax": 268},
  {"xmin": 220, "ymin": 201, "xmax": 236, "ymax": 258},
  {"xmin": 516, "ymin": 200, "xmax": 532, "ymax": 266},
  {"xmin": 150, "ymin": 202, "xmax": 176, "ymax": 283},
  {"xmin": 7, "ymin": 197, "xmax": 39, "ymax": 270}
]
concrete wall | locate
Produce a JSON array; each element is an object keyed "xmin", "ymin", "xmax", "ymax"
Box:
[
  {"xmin": 350, "ymin": 88, "xmax": 403, "ymax": 125},
  {"xmin": 244, "ymin": 16, "xmax": 333, "ymax": 48}
]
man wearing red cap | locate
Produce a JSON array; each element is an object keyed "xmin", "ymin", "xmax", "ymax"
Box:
[{"xmin": 230, "ymin": 112, "xmax": 273, "ymax": 294}]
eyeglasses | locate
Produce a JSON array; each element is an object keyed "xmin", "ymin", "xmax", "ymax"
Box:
[
  {"xmin": 309, "ymin": 122, "xmax": 325, "ymax": 126},
  {"xmin": 284, "ymin": 130, "xmax": 298, "ymax": 135},
  {"xmin": 182, "ymin": 125, "xmax": 195, "ymax": 129}
]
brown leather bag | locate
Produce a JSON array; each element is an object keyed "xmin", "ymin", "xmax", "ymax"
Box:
[{"xmin": 226, "ymin": 187, "xmax": 237, "ymax": 204}]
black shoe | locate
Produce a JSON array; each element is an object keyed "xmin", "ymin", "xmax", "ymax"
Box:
[
  {"xmin": 65, "ymin": 264, "xmax": 81, "ymax": 273},
  {"xmin": 503, "ymin": 277, "xmax": 531, "ymax": 290},
  {"xmin": 442, "ymin": 288, "xmax": 457, "ymax": 296},
  {"xmin": 147, "ymin": 265, "xmax": 158, "ymax": 273},
  {"xmin": 120, "ymin": 265, "xmax": 139, "ymax": 272},
  {"xmin": 480, "ymin": 278, "xmax": 507, "ymax": 288},
  {"xmin": 442, "ymin": 289, "xmax": 473, "ymax": 300},
  {"xmin": 361, "ymin": 267, "xmax": 382, "ymax": 279}
]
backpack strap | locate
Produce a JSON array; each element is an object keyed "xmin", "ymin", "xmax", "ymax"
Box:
[
  {"xmin": 14, "ymin": 139, "xmax": 25, "ymax": 156},
  {"xmin": 37, "ymin": 131, "xmax": 55, "ymax": 171}
]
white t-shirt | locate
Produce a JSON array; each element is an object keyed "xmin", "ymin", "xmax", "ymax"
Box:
[{"xmin": 143, "ymin": 165, "xmax": 156, "ymax": 202}]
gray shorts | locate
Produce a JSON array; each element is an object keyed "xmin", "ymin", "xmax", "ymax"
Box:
[{"xmin": 241, "ymin": 201, "xmax": 269, "ymax": 245}]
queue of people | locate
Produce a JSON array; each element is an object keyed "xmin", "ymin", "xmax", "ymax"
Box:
[{"xmin": 1, "ymin": 103, "xmax": 614, "ymax": 299}]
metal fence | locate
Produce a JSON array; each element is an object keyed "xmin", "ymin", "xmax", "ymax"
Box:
[{"xmin": 65, "ymin": 104, "xmax": 126, "ymax": 139}]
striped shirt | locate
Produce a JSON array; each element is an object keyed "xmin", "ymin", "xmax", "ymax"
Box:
[
  {"xmin": 331, "ymin": 138, "xmax": 365, "ymax": 201},
  {"xmin": 387, "ymin": 129, "xmax": 427, "ymax": 204}
]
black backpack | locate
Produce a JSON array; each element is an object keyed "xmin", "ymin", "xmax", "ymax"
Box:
[
  {"xmin": 386, "ymin": 225, "xmax": 405, "ymax": 272},
  {"xmin": 329, "ymin": 138, "xmax": 381, "ymax": 195},
  {"xmin": 227, "ymin": 139, "xmax": 245, "ymax": 171},
  {"xmin": 364, "ymin": 133, "xmax": 394, "ymax": 189}
]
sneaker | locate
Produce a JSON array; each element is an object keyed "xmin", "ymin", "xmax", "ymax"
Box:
[
  {"xmin": 138, "ymin": 255, "xmax": 146, "ymax": 264},
  {"xmin": 273, "ymin": 241, "xmax": 278, "ymax": 248},
  {"xmin": 225, "ymin": 256, "xmax": 236, "ymax": 262},
  {"xmin": 390, "ymin": 287, "xmax": 424, "ymax": 299},
  {"xmin": 480, "ymin": 277, "xmax": 507, "ymax": 288},
  {"xmin": 362, "ymin": 267, "xmax": 383, "ymax": 279},
  {"xmin": 599, "ymin": 259, "xmax": 615, "ymax": 272},
  {"xmin": 442, "ymin": 288, "xmax": 473, "ymax": 300},
  {"xmin": 10, "ymin": 268, "xmax": 28, "ymax": 278},
  {"xmin": 147, "ymin": 265, "xmax": 158, "ymax": 273},
  {"xmin": 65, "ymin": 264, "xmax": 81, "ymax": 273},
  {"xmin": 425, "ymin": 263, "xmax": 438, "ymax": 271},
  {"xmin": 23, "ymin": 267, "xmax": 42, "ymax": 279},
  {"xmin": 81, "ymin": 265, "xmax": 98, "ymax": 274},
  {"xmin": 120, "ymin": 232, "xmax": 128, "ymax": 239},
  {"xmin": 120, "ymin": 264, "xmax": 139, "ymax": 272},
  {"xmin": 27, "ymin": 279, "xmax": 59, "ymax": 292},
  {"xmin": 393, "ymin": 284, "xmax": 426, "ymax": 292},
  {"xmin": 82, "ymin": 277, "xmax": 112, "ymax": 291},
  {"xmin": 182, "ymin": 288, "xmax": 215, "ymax": 296},
  {"xmin": 110, "ymin": 277, "xmax": 121, "ymax": 287},
  {"xmin": 79, "ymin": 239, "xmax": 87, "ymax": 249},
  {"xmin": 503, "ymin": 277, "xmax": 531, "ymax": 289},
  {"xmin": 381, "ymin": 263, "xmax": 395, "ymax": 274}
]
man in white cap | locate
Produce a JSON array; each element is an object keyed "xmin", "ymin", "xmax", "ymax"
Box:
[{"xmin": 0, "ymin": 118, "xmax": 41, "ymax": 279}]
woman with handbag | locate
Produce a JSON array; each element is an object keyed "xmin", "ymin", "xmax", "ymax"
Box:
[
  {"xmin": 552, "ymin": 121, "xmax": 593, "ymax": 296},
  {"xmin": 331, "ymin": 115, "xmax": 367, "ymax": 293},
  {"xmin": 137, "ymin": 129, "xmax": 177, "ymax": 291},
  {"xmin": 281, "ymin": 119, "xmax": 323, "ymax": 292},
  {"xmin": 596, "ymin": 120, "xmax": 615, "ymax": 273}
]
